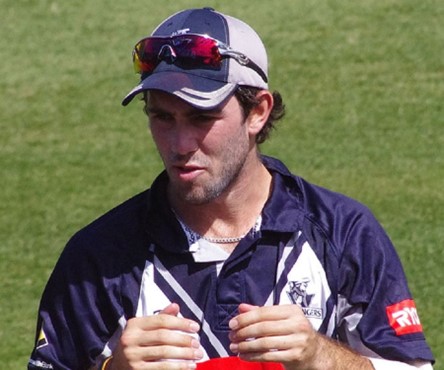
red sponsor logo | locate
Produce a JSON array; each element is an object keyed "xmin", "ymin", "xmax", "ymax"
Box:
[{"xmin": 386, "ymin": 299, "xmax": 423, "ymax": 335}]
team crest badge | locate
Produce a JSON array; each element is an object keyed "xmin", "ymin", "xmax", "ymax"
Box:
[{"xmin": 287, "ymin": 278, "xmax": 323, "ymax": 319}]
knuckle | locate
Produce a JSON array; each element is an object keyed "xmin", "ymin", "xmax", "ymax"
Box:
[
  {"xmin": 155, "ymin": 314, "xmax": 169, "ymax": 326},
  {"xmin": 120, "ymin": 330, "xmax": 136, "ymax": 347},
  {"xmin": 160, "ymin": 316, "xmax": 175, "ymax": 327}
]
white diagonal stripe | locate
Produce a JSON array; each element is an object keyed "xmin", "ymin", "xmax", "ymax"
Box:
[
  {"xmin": 264, "ymin": 231, "xmax": 301, "ymax": 306},
  {"xmin": 154, "ymin": 256, "xmax": 229, "ymax": 358}
]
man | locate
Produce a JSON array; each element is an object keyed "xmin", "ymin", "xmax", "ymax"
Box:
[{"xmin": 29, "ymin": 7, "xmax": 435, "ymax": 370}]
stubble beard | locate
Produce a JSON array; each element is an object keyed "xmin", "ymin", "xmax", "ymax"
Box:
[{"xmin": 168, "ymin": 137, "xmax": 251, "ymax": 206}]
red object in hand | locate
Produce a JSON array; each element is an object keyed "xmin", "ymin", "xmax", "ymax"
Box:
[{"xmin": 197, "ymin": 357, "xmax": 284, "ymax": 370}]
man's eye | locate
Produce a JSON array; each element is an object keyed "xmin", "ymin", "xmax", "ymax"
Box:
[
  {"xmin": 194, "ymin": 114, "xmax": 216, "ymax": 123},
  {"xmin": 151, "ymin": 113, "xmax": 173, "ymax": 121}
]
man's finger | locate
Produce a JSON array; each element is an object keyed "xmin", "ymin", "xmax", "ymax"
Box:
[{"xmin": 159, "ymin": 302, "xmax": 181, "ymax": 316}]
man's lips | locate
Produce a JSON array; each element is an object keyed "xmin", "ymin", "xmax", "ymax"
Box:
[{"xmin": 171, "ymin": 164, "xmax": 205, "ymax": 181}]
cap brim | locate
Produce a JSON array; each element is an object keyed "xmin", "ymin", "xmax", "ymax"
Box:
[{"xmin": 122, "ymin": 71, "xmax": 237, "ymax": 110}]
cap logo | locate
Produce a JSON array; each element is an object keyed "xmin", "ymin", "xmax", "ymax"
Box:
[{"xmin": 171, "ymin": 28, "xmax": 190, "ymax": 36}]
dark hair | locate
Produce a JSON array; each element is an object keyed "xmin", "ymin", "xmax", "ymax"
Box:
[{"xmin": 234, "ymin": 86, "xmax": 285, "ymax": 144}]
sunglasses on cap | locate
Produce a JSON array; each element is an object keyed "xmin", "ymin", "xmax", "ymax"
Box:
[{"xmin": 132, "ymin": 33, "xmax": 268, "ymax": 83}]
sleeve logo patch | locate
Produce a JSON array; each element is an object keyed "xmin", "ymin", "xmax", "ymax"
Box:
[
  {"xmin": 386, "ymin": 299, "xmax": 423, "ymax": 335},
  {"xmin": 36, "ymin": 327, "xmax": 48, "ymax": 349}
]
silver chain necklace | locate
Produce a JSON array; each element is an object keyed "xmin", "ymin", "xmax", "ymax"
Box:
[
  {"xmin": 200, "ymin": 234, "xmax": 246, "ymax": 244},
  {"xmin": 174, "ymin": 210, "xmax": 261, "ymax": 245},
  {"xmin": 181, "ymin": 220, "xmax": 246, "ymax": 244},
  {"xmin": 174, "ymin": 212, "xmax": 248, "ymax": 244}
]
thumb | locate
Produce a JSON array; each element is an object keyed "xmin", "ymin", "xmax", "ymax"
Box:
[
  {"xmin": 238, "ymin": 303, "xmax": 259, "ymax": 314},
  {"xmin": 160, "ymin": 303, "xmax": 180, "ymax": 316}
]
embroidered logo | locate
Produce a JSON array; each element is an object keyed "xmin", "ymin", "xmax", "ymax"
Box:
[
  {"xmin": 28, "ymin": 359, "xmax": 54, "ymax": 369},
  {"xmin": 386, "ymin": 299, "xmax": 423, "ymax": 335},
  {"xmin": 286, "ymin": 279, "xmax": 323, "ymax": 319},
  {"xmin": 171, "ymin": 28, "xmax": 190, "ymax": 36}
]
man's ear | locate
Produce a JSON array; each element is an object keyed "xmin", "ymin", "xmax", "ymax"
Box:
[{"xmin": 246, "ymin": 90, "xmax": 274, "ymax": 136}]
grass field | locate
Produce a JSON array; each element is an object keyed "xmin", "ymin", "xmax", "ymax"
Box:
[{"xmin": 1, "ymin": 0, "xmax": 442, "ymax": 368}]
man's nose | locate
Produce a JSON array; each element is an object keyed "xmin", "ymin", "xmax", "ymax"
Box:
[{"xmin": 171, "ymin": 123, "xmax": 198, "ymax": 155}]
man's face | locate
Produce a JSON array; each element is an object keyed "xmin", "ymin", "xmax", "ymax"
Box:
[{"xmin": 146, "ymin": 90, "xmax": 254, "ymax": 205}]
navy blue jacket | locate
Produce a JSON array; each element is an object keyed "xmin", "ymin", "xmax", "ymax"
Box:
[{"xmin": 29, "ymin": 156, "xmax": 434, "ymax": 369}]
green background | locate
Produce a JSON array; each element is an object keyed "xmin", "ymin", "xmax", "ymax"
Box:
[{"xmin": 1, "ymin": 0, "xmax": 442, "ymax": 368}]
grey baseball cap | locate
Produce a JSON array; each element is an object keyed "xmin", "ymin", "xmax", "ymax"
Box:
[{"xmin": 122, "ymin": 8, "xmax": 268, "ymax": 109}]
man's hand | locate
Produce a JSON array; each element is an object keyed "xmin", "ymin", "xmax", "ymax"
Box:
[
  {"xmin": 228, "ymin": 304, "xmax": 373, "ymax": 370},
  {"xmin": 109, "ymin": 303, "xmax": 203, "ymax": 369}
]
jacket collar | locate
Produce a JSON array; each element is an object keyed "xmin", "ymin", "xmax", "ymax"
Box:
[{"xmin": 145, "ymin": 156, "xmax": 304, "ymax": 253}]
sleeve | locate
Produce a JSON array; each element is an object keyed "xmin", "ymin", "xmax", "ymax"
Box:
[
  {"xmin": 28, "ymin": 233, "xmax": 126, "ymax": 370},
  {"xmin": 335, "ymin": 207, "xmax": 434, "ymax": 364}
]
